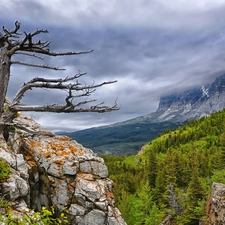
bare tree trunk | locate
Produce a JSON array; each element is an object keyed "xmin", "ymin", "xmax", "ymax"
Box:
[
  {"xmin": 0, "ymin": 45, "xmax": 13, "ymax": 137},
  {"xmin": 0, "ymin": 45, "xmax": 11, "ymax": 117}
]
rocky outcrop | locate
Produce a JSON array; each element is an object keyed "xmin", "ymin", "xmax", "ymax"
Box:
[
  {"xmin": 204, "ymin": 182, "xmax": 225, "ymax": 225},
  {"xmin": 0, "ymin": 113, "xmax": 127, "ymax": 224}
]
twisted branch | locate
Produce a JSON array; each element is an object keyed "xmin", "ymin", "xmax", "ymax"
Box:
[
  {"xmin": 10, "ymin": 73, "xmax": 118, "ymax": 113},
  {"xmin": 11, "ymin": 61, "xmax": 66, "ymax": 70},
  {"xmin": 0, "ymin": 21, "xmax": 119, "ymax": 131}
]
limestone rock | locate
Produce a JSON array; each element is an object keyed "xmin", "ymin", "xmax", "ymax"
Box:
[
  {"xmin": 0, "ymin": 115, "xmax": 127, "ymax": 224},
  {"xmin": 79, "ymin": 160, "xmax": 108, "ymax": 178},
  {"xmin": 69, "ymin": 204, "xmax": 86, "ymax": 216},
  {"xmin": 205, "ymin": 182, "xmax": 225, "ymax": 225},
  {"xmin": 1, "ymin": 170, "xmax": 29, "ymax": 201},
  {"xmin": 0, "ymin": 145, "xmax": 29, "ymax": 202},
  {"xmin": 84, "ymin": 209, "xmax": 106, "ymax": 225}
]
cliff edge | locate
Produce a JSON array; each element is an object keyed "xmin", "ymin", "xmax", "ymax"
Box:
[{"xmin": 0, "ymin": 113, "xmax": 127, "ymax": 224}]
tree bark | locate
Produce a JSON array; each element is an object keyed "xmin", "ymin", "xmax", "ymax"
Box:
[{"xmin": 0, "ymin": 45, "xmax": 11, "ymax": 117}]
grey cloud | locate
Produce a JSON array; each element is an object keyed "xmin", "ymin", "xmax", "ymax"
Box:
[
  {"xmin": 2, "ymin": 1, "xmax": 225, "ymax": 131},
  {"xmin": 1, "ymin": 0, "xmax": 225, "ymax": 30}
]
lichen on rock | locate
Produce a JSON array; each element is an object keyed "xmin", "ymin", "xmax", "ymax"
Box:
[{"xmin": 0, "ymin": 113, "xmax": 127, "ymax": 224}]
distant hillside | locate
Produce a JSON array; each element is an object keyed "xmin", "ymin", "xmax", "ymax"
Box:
[
  {"xmin": 60, "ymin": 120, "xmax": 181, "ymax": 155},
  {"xmin": 60, "ymin": 73, "xmax": 225, "ymax": 155}
]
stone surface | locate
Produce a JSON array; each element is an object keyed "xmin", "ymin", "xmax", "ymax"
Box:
[
  {"xmin": 83, "ymin": 209, "xmax": 106, "ymax": 225},
  {"xmin": 79, "ymin": 160, "xmax": 108, "ymax": 178},
  {"xmin": 0, "ymin": 113, "xmax": 127, "ymax": 224},
  {"xmin": 69, "ymin": 204, "xmax": 86, "ymax": 216},
  {"xmin": 205, "ymin": 182, "xmax": 225, "ymax": 225},
  {"xmin": 1, "ymin": 170, "xmax": 29, "ymax": 201},
  {"xmin": 160, "ymin": 215, "xmax": 175, "ymax": 225}
]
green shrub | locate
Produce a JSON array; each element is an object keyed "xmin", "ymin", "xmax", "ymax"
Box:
[
  {"xmin": 0, "ymin": 198, "xmax": 9, "ymax": 208},
  {"xmin": 0, "ymin": 206, "xmax": 68, "ymax": 225},
  {"xmin": 211, "ymin": 169, "xmax": 225, "ymax": 184},
  {"xmin": 0, "ymin": 158, "xmax": 10, "ymax": 180}
]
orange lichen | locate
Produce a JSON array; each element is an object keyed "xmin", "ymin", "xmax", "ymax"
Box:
[
  {"xmin": 24, "ymin": 155, "xmax": 32, "ymax": 161},
  {"xmin": 106, "ymin": 191, "xmax": 115, "ymax": 202},
  {"xmin": 77, "ymin": 172, "xmax": 86, "ymax": 178},
  {"xmin": 54, "ymin": 160, "xmax": 65, "ymax": 165},
  {"xmin": 46, "ymin": 144, "xmax": 51, "ymax": 150},
  {"xmin": 26, "ymin": 147, "xmax": 37, "ymax": 159},
  {"xmin": 57, "ymin": 150, "xmax": 70, "ymax": 157},
  {"xmin": 79, "ymin": 151, "xmax": 84, "ymax": 156},
  {"xmin": 48, "ymin": 177, "xmax": 55, "ymax": 183},
  {"xmin": 42, "ymin": 152, "xmax": 52, "ymax": 158},
  {"xmin": 27, "ymin": 160, "xmax": 36, "ymax": 167},
  {"xmin": 69, "ymin": 145, "xmax": 77, "ymax": 152},
  {"xmin": 36, "ymin": 142, "xmax": 41, "ymax": 147},
  {"xmin": 50, "ymin": 143, "xmax": 64, "ymax": 151},
  {"xmin": 27, "ymin": 140, "xmax": 39, "ymax": 148},
  {"xmin": 56, "ymin": 136, "xmax": 71, "ymax": 142},
  {"xmin": 16, "ymin": 137, "xmax": 22, "ymax": 142}
]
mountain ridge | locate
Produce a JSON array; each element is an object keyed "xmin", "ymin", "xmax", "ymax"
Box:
[
  {"xmin": 59, "ymin": 73, "xmax": 225, "ymax": 155},
  {"xmin": 154, "ymin": 73, "xmax": 225, "ymax": 122}
]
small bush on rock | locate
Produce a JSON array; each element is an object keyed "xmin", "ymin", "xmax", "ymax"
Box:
[
  {"xmin": 0, "ymin": 158, "xmax": 10, "ymax": 180},
  {"xmin": 0, "ymin": 206, "xmax": 68, "ymax": 225}
]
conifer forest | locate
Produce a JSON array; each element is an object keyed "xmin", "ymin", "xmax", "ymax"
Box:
[{"xmin": 102, "ymin": 109, "xmax": 225, "ymax": 224}]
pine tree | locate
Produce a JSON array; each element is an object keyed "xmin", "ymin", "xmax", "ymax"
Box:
[
  {"xmin": 219, "ymin": 126, "xmax": 225, "ymax": 169},
  {"xmin": 187, "ymin": 151, "xmax": 205, "ymax": 202},
  {"xmin": 147, "ymin": 149, "xmax": 157, "ymax": 188}
]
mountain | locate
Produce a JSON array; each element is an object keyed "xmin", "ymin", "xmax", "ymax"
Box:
[
  {"xmin": 60, "ymin": 74, "xmax": 225, "ymax": 155},
  {"xmin": 154, "ymin": 74, "xmax": 225, "ymax": 122}
]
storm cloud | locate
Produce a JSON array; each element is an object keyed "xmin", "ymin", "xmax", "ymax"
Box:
[{"xmin": 1, "ymin": 0, "xmax": 225, "ymax": 132}]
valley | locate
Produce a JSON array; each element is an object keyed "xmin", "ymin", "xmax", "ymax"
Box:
[{"xmin": 59, "ymin": 73, "xmax": 225, "ymax": 155}]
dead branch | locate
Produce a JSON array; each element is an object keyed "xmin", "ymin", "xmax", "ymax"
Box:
[
  {"xmin": 29, "ymin": 73, "xmax": 85, "ymax": 83},
  {"xmin": 14, "ymin": 48, "xmax": 94, "ymax": 57},
  {"xmin": 19, "ymin": 29, "xmax": 48, "ymax": 48},
  {"xmin": 11, "ymin": 74, "xmax": 118, "ymax": 113},
  {"xmin": 11, "ymin": 61, "xmax": 66, "ymax": 71},
  {"xmin": 14, "ymin": 52, "xmax": 44, "ymax": 60},
  {"xmin": 2, "ymin": 21, "xmax": 20, "ymax": 37},
  {"xmin": 0, "ymin": 22, "xmax": 93, "ymax": 59},
  {"xmin": 10, "ymin": 102, "xmax": 119, "ymax": 113}
]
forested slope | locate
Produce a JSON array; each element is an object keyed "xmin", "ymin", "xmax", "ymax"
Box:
[{"xmin": 102, "ymin": 108, "xmax": 225, "ymax": 224}]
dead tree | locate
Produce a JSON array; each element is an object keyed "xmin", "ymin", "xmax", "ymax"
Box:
[{"xmin": 0, "ymin": 21, "xmax": 119, "ymax": 138}]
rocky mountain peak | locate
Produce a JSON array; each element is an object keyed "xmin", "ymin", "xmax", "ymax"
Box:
[
  {"xmin": 0, "ymin": 113, "xmax": 127, "ymax": 224},
  {"xmin": 154, "ymin": 74, "xmax": 225, "ymax": 122}
]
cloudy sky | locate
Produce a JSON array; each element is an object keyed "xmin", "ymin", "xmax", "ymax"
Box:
[{"xmin": 1, "ymin": 0, "xmax": 225, "ymax": 132}]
